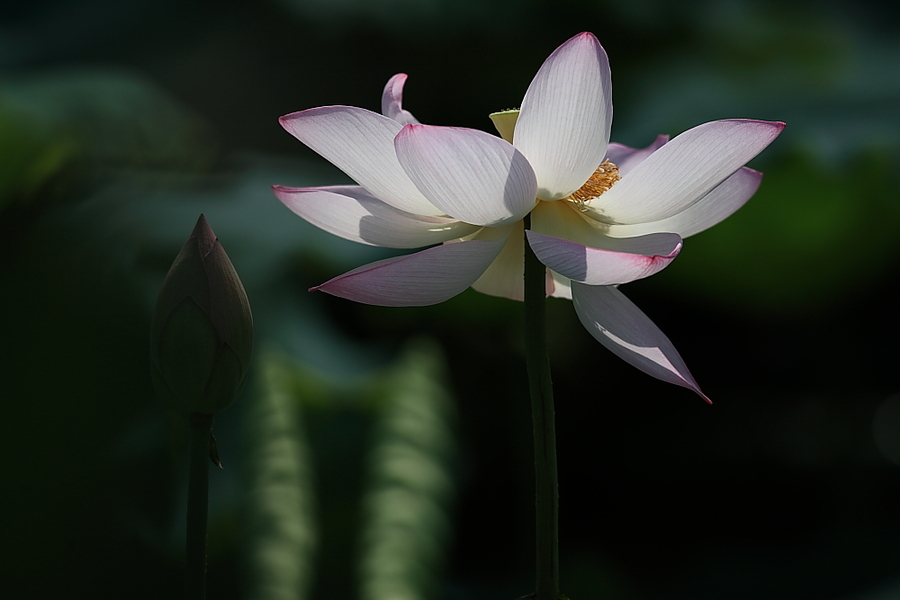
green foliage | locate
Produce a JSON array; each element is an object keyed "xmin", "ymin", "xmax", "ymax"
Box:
[
  {"xmin": 0, "ymin": 98, "xmax": 74, "ymax": 212},
  {"xmin": 242, "ymin": 351, "xmax": 318, "ymax": 600},
  {"xmin": 239, "ymin": 341, "xmax": 458, "ymax": 600},
  {"xmin": 0, "ymin": 69, "xmax": 216, "ymax": 214},
  {"xmin": 359, "ymin": 339, "xmax": 458, "ymax": 600}
]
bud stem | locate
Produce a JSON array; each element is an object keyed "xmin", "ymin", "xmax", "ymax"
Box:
[
  {"xmin": 186, "ymin": 412, "xmax": 214, "ymax": 599},
  {"xmin": 523, "ymin": 214, "xmax": 560, "ymax": 600}
]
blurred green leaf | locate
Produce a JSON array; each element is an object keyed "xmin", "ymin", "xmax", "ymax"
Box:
[
  {"xmin": 0, "ymin": 96, "xmax": 74, "ymax": 211},
  {"xmin": 359, "ymin": 339, "xmax": 458, "ymax": 600},
  {"xmin": 242, "ymin": 350, "xmax": 318, "ymax": 600},
  {"xmin": 0, "ymin": 68, "xmax": 217, "ymax": 213}
]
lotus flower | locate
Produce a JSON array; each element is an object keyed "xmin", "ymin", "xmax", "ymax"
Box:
[{"xmin": 274, "ymin": 32, "xmax": 783, "ymax": 400}]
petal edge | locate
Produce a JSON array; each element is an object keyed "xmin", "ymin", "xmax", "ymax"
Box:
[
  {"xmin": 571, "ymin": 284, "xmax": 709, "ymax": 402},
  {"xmin": 526, "ymin": 230, "xmax": 681, "ymax": 285},
  {"xmin": 312, "ymin": 238, "xmax": 507, "ymax": 306}
]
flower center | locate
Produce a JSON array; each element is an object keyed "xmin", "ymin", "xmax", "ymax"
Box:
[{"xmin": 565, "ymin": 160, "xmax": 620, "ymax": 211}]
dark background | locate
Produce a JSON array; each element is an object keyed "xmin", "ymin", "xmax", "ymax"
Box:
[{"xmin": 2, "ymin": 0, "xmax": 899, "ymax": 598}]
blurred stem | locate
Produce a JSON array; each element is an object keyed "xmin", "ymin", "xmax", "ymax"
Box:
[
  {"xmin": 523, "ymin": 214, "xmax": 559, "ymax": 600},
  {"xmin": 187, "ymin": 412, "xmax": 214, "ymax": 600}
]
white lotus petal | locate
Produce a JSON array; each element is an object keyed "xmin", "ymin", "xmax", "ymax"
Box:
[
  {"xmin": 605, "ymin": 167, "xmax": 762, "ymax": 239},
  {"xmin": 526, "ymin": 230, "xmax": 680, "ymax": 285},
  {"xmin": 571, "ymin": 284, "xmax": 709, "ymax": 401},
  {"xmin": 280, "ymin": 106, "xmax": 441, "ymax": 216},
  {"xmin": 604, "ymin": 135, "xmax": 668, "ymax": 177},
  {"xmin": 589, "ymin": 119, "xmax": 784, "ymax": 224},
  {"xmin": 274, "ymin": 184, "xmax": 478, "ymax": 249},
  {"xmin": 395, "ymin": 124, "xmax": 537, "ymax": 227},
  {"xmin": 312, "ymin": 238, "xmax": 507, "ymax": 307},
  {"xmin": 381, "ymin": 73, "xmax": 420, "ymax": 125},
  {"xmin": 515, "ymin": 32, "xmax": 613, "ymax": 200}
]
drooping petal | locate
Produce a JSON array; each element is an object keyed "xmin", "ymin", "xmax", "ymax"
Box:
[
  {"xmin": 469, "ymin": 223, "xmax": 525, "ymax": 301},
  {"xmin": 311, "ymin": 238, "xmax": 507, "ymax": 307},
  {"xmin": 274, "ymin": 184, "xmax": 479, "ymax": 249},
  {"xmin": 395, "ymin": 124, "xmax": 537, "ymax": 227},
  {"xmin": 571, "ymin": 284, "xmax": 709, "ymax": 401},
  {"xmin": 589, "ymin": 119, "xmax": 785, "ymax": 225},
  {"xmin": 604, "ymin": 167, "xmax": 763, "ymax": 239},
  {"xmin": 514, "ymin": 32, "xmax": 613, "ymax": 201},
  {"xmin": 381, "ymin": 73, "xmax": 420, "ymax": 125},
  {"xmin": 280, "ymin": 106, "xmax": 442, "ymax": 216},
  {"xmin": 526, "ymin": 230, "xmax": 681, "ymax": 285},
  {"xmin": 604, "ymin": 135, "xmax": 668, "ymax": 177}
]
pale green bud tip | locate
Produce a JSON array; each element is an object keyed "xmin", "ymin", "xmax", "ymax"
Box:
[
  {"xmin": 151, "ymin": 214, "xmax": 253, "ymax": 414},
  {"xmin": 489, "ymin": 109, "xmax": 519, "ymax": 144}
]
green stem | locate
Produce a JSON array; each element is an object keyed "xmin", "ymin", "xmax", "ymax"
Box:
[
  {"xmin": 186, "ymin": 412, "xmax": 214, "ymax": 599},
  {"xmin": 523, "ymin": 214, "xmax": 559, "ymax": 600}
]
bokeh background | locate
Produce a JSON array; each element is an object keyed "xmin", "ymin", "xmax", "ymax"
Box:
[{"xmin": 2, "ymin": 0, "xmax": 899, "ymax": 598}]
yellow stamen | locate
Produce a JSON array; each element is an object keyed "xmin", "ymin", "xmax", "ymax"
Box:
[{"xmin": 566, "ymin": 159, "xmax": 620, "ymax": 210}]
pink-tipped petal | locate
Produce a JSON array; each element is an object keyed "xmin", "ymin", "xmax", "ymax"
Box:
[
  {"xmin": 381, "ymin": 73, "xmax": 420, "ymax": 125},
  {"xmin": 280, "ymin": 106, "xmax": 442, "ymax": 217},
  {"xmin": 590, "ymin": 119, "xmax": 784, "ymax": 224},
  {"xmin": 311, "ymin": 238, "xmax": 507, "ymax": 307},
  {"xmin": 273, "ymin": 184, "xmax": 478, "ymax": 249},
  {"xmin": 515, "ymin": 32, "xmax": 613, "ymax": 200},
  {"xmin": 526, "ymin": 230, "xmax": 681, "ymax": 285},
  {"xmin": 571, "ymin": 284, "xmax": 709, "ymax": 401},
  {"xmin": 395, "ymin": 124, "xmax": 537, "ymax": 227},
  {"xmin": 529, "ymin": 198, "xmax": 680, "ymax": 284},
  {"xmin": 605, "ymin": 167, "xmax": 763, "ymax": 239},
  {"xmin": 604, "ymin": 135, "xmax": 669, "ymax": 177}
]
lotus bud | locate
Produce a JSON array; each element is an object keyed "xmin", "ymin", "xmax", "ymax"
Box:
[{"xmin": 151, "ymin": 215, "xmax": 253, "ymax": 414}]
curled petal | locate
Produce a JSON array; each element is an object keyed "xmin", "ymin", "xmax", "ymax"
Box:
[
  {"xmin": 274, "ymin": 184, "xmax": 478, "ymax": 249},
  {"xmin": 571, "ymin": 284, "xmax": 709, "ymax": 401},
  {"xmin": 395, "ymin": 124, "xmax": 537, "ymax": 227},
  {"xmin": 526, "ymin": 230, "xmax": 681, "ymax": 285},
  {"xmin": 590, "ymin": 119, "xmax": 785, "ymax": 224},
  {"xmin": 604, "ymin": 135, "xmax": 669, "ymax": 177},
  {"xmin": 279, "ymin": 106, "xmax": 441, "ymax": 216},
  {"xmin": 311, "ymin": 238, "xmax": 507, "ymax": 307},
  {"xmin": 515, "ymin": 32, "xmax": 613, "ymax": 200},
  {"xmin": 605, "ymin": 167, "xmax": 763, "ymax": 239},
  {"xmin": 381, "ymin": 73, "xmax": 420, "ymax": 125}
]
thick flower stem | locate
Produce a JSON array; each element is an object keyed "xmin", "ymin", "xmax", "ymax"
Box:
[
  {"xmin": 523, "ymin": 214, "xmax": 559, "ymax": 600},
  {"xmin": 186, "ymin": 412, "xmax": 214, "ymax": 599}
]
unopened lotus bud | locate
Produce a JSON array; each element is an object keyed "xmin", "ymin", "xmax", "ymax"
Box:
[{"xmin": 151, "ymin": 215, "xmax": 253, "ymax": 414}]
